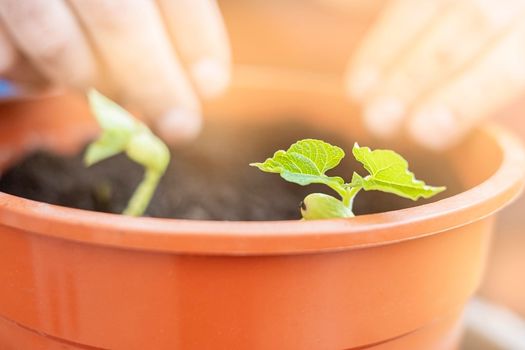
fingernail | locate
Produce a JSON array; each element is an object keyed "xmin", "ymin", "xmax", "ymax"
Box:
[
  {"xmin": 409, "ymin": 104, "xmax": 458, "ymax": 150},
  {"xmin": 363, "ymin": 96, "xmax": 405, "ymax": 138},
  {"xmin": 155, "ymin": 108, "xmax": 202, "ymax": 144},
  {"xmin": 346, "ymin": 66, "xmax": 379, "ymax": 101},
  {"xmin": 190, "ymin": 58, "xmax": 230, "ymax": 99}
]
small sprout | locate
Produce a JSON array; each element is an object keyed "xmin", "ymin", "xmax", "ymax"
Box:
[
  {"xmin": 251, "ymin": 139, "xmax": 445, "ymax": 220},
  {"xmin": 84, "ymin": 90, "xmax": 170, "ymax": 216}
]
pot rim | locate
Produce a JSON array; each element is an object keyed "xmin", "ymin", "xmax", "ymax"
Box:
[{"xmin": 0, "ymin": 68, "xmax": 524, "ymax": 255}]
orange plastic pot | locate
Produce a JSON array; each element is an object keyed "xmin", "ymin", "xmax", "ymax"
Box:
[{"xmin": 0, "ymin": 67, "xmax": 524, "ymax": 350}]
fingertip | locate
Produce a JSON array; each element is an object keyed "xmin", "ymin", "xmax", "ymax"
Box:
[
  {"xmin": 409, "ymin": 104, "xmax": 459, "ymax": 151},
  {"xmin": 363, "ymin": 96, "xmax": 405, "ymax": 138},
  {"xmin": 345, "ymin": 65, "xmax": 380, "ymax": 101},
  {"xmin": 155, "ymin": 107, "xmax": 202, "ymax": 145},
  {"xmin": 190, "ymin": 58, "xmax": 230, "ymax": 99}
]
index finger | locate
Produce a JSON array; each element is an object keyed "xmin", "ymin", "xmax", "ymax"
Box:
[
  {"xmin": 345, "ymin": 0, "xmax": 452, "ymax": 100},
  {"xmin": 158, "ymin": 0, "xmax": 231, "ymax": 99}
]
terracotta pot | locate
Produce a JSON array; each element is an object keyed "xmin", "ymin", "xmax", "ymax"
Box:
[{"xmin": 0, "ymin": 67, "xmax": 524, "ymax": 350}]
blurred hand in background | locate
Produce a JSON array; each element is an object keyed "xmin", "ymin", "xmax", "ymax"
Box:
[
  {"xmin": 3, "ymin": 0, "xmax": 525, "ymax": 149},
  {"xmin": 346, "ymin": 0, "xmax": 525, "ymax": 150},
  {"xmin": 0, "ymin": 0, "xmax": 231, "ymax": 144}
]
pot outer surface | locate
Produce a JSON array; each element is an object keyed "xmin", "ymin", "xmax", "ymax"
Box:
[{"xmin": 0, "ymin": 72, "xmax": 523, "ymax": 350}]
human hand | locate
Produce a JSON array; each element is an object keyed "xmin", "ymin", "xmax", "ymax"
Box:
[
  {"xmin": 345, "ymin": 0, "xmax": 525, "ymax": 150},
  {"xmin": 0, "ymin": 0, "xmax": 230, "ymax": 144}
]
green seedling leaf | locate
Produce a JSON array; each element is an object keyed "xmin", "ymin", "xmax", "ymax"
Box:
[
  {"xmin": 301, "ymin": 193, "xmax": 354, "ymax": 220},
  {"xmin": 84, "ymin": 89, "xmax": 170, "ymax": 216},
  {"xmin": 250, "ymin": 139, "xmax": 345, "ymax": 195},
  {"xmin": 88, "ymin": 89, "xmax": 136, "ymax": 132},
  {"xmin": 84, "ymin": 90, "xmax": 139, "ymax": 166},
  {"xmin": 252, "ymin": 139, "xmax": 446, "ymax": 220},
  {"xmin": 84, "ymin": 129, "xmax": 130, "ymax": 166},
  {"xmin": 352, "ymin": 143, "xmax": 446, "ymax": 200}
]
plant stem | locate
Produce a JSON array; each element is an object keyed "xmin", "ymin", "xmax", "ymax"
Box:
[
  {"xmin": 342, "ymin": 186, "xmax": 362, "ymax": 210},
  {"xmin": 123, "ymin": 169, "xmax": 161, "ymax": 216},
  {"xmin": 327, "ymin": 181, "xmax": 347, "ymax": 199}
]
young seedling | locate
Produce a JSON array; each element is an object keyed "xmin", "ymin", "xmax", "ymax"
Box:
[
  {"xmin": 251, "ymin": 139, "xmax": 445, "ymax": 220},
  {"xmin": 84, "ymin": 90, "xmax": 170, "ymax": 216}
]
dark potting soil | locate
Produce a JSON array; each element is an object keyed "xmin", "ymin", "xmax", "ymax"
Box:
[{"xmin": 0, "ymin": 121, "xmax": 461, "ymax": 221}]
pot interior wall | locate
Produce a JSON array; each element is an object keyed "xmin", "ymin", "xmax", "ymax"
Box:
[{"xmin": 202, "ymin": 69, "xmax": 502, "ymax": 192}]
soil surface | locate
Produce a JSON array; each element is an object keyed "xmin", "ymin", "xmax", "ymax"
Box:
[{"xmin": 0, "ymin": 121, "xmax": 461, "ymax": 221}]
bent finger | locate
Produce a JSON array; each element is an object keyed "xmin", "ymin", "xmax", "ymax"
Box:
[
  {"xmin": 68, "ymin": 0, "xmax": 201, "ymax": 144},
  {"xmin": 345, "ymin": 0, "xmax": 452, "ymax": 101},
  {"xmin": 158, "ymin": 0, "xmax": 231, "ymax": 98},
  {"xmin": 0, "ymin": 23, "xmax": 50, "ymax": 96},
  {"xmin": 408, "ymin": 21, "xmax": 525, "ymax": 150},
  {"xmin": 0, "ymin": 22, "xmax": 17, "ymax": 74},
  {"xmin": 363, "ymin": 0, "xmax": 525, "ymax": 138},
  {"xmin": 0, "ymin": 0, "xmax": 98, "ymax": 89}
]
